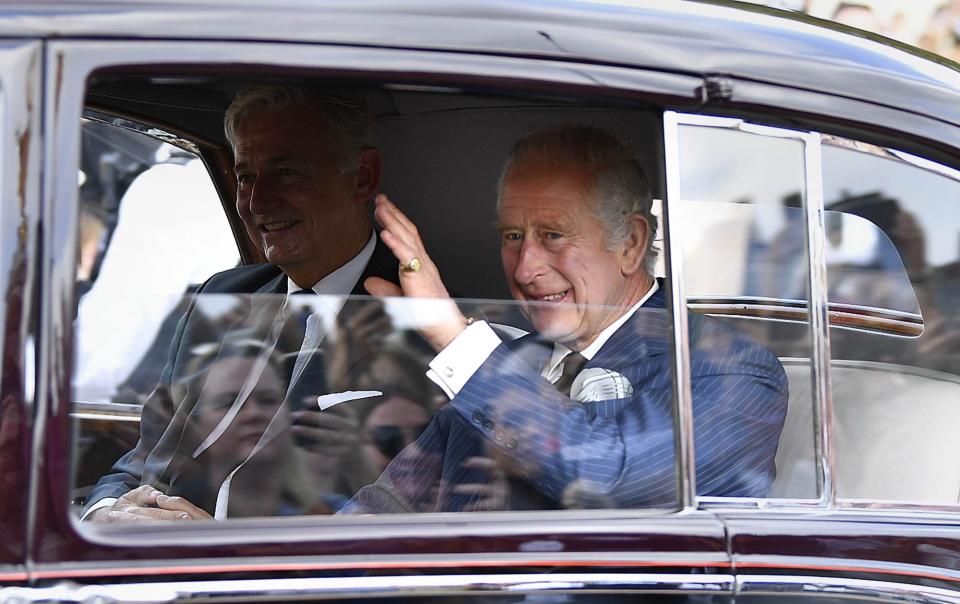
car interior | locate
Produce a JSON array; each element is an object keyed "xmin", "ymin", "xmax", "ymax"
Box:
[{"xmin": 72, "ymin": 68, "xmax": 960, "ymax": 516}]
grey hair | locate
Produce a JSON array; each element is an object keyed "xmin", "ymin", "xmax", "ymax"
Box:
[
  {"xmin": 223, "ymin": 84, "xmax": 375, "ymax": 174},
  {"xmin": 496, "ymin": 124, "xmax": 659, "ymax": 275}
]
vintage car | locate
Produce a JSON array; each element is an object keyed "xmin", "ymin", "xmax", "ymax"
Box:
[{"xmin": 0, "ymin": 0, "xmax": 959, "ymax": 601}]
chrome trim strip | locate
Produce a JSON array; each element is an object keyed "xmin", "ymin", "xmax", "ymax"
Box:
[
  {"xmin": 687, "ymin": 296, "xmax": 923, "ymax": 323},
  {"xmin": 836, "ymin": 499, "xmax": 960, "ymax": 512},
  {"xmin": 662, "ymin": 110, "xmax": 696, "ymax": 510},
  {"xmin": 71, "ymin": 412, "xmax": 141, "ymax": 422},
  {"xmin": 821, "ymin": 132, "xmax": 960, "ymax": 184},
  {"xmin": 891, "ymin": 148, "xmax": 960, "ymax": 183},
  {"xmin": 739, "ymin": 574, "xmax": 960, "ymax": 604},
  {"xmin": 736, "ymin": 555, "xmax": 960, "ymax": 584},
  {"xmin": 689, "ymin": 303, "xmax": 923, "ymax": 337},
  {"xmin": 32, "ymin": 551, "xmax": 731, "ymax": 581},
  {"xmin": 76, "ymin": 507, "xmax": 718, "ymax": 547},
  {"xmin": 1, "ymin": 573, "xmax": 735, "ymax": 603},
  {"xmin": 804, "ymin": 132, "xmax": 834, "ymax": 507},
  {"xmin": 697, "ymin": 496, "xmax": 821, "ymax": 509},
  {"xmin": 83, "ymin": 110, "xmax": 201, "ymax": 155},
  {"xmin": 71, "ymin": 401, "xmax": 142, "ymax": 421}
]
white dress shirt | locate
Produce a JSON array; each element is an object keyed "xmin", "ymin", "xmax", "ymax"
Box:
[{"xmin": 428, "ymin": 280, "xmax": 659, "ymax": 398}]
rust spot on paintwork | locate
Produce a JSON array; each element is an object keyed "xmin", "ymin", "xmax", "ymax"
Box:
[
  {"xmin": 16, "ymin": 127, "xmax": 29, "ymax": 246},
  {"xmin": 16, "ymin": 52, "xmax": 36, "ymax": 249}
]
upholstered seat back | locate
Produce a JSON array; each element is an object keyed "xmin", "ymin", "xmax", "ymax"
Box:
[{"xmin": 771, "ymin": 359, "xmax": 960, "ymax": 503}]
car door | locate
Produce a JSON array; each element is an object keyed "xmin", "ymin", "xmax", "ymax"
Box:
[
  {"xmin": 22, "ymin": 35, "xmax": 736, "ymax": 602},
  {"xmin": 661, "ymin": 80, "xmax": 960, "ymax": 599}
]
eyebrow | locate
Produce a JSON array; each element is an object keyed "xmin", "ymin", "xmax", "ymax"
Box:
[{"xmin": 234, "ymin": 154, "xmax": 300, "ymax": 173}]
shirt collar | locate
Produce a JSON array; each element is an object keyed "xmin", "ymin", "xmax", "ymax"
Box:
[
  {"xmin": 286, "ymin": 231, "xmax": 376, "ymax": 296},
  {"xmin": 544, "ymin": 279, "xmax": 659, "ymax": 376}
]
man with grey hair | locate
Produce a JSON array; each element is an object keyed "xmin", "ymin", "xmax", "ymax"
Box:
[
  {"xmin": 84, "ymin": 85, "xmax": 399, "ymax": 521},
  {"xmin": 349, "ymin": 124, "xmax": 788, "ymax": 512}
]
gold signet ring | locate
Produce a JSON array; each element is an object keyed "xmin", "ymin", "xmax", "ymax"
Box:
[{"xmin": 400, "ymin": 257, "xmax": 422, "ymax": 273}]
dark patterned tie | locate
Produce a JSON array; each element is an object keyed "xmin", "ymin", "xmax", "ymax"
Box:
[{"xmin": 553, "ymin": 352, "xmax": 587, "ymax": 397}]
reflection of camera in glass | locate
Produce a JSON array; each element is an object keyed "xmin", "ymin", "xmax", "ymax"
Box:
[{"xmin": 827, "ymin": 192, "xmax": 901, "ymax": 236}]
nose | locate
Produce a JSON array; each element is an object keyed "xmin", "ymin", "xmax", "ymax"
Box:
[
  {"xmin": 513, "ymin": 238, "xmax": 547, "ymax": 285},
  {"xmin": 246, "ymin": 176, "xmax": 278, "ymax": 216}
]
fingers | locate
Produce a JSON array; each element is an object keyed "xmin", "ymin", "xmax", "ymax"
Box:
[
  {"xmin": 293, "ymin": 407, "xmax": 358, "ymax": 430},
  {"xmin": 290, "ymin": 408, "xmax": 362, "ymax": 453},
  {"xmin": 375, "ymin": 194, "xmax": 422, "ymax": 254},
  {"xmin": 123, "ymin": 484, "xmax": 162, "ymax": 507},
  {"xmin": 345, "ymin": 300, "xmax": 387, "ymax": 327},
  {"xmin": 364, "ymin": 276, "xmax": 403, "ymax": 297},
  {"xmin": 105, "ymin": 485, "xmax": 209, "ymax": 522},
  {"xmin": 374, "ymin": 195, "xmax": 440, "ymax": 279},
  {"xmin": 154, "ymin": 494, "xmax": 212, "ymax": 520}
]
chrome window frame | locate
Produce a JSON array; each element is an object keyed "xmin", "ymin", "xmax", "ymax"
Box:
[
  {"xmin": 664, "ymin": 111, "xmax": 833, "ymax": 508},
  {"xmin": 665, "ymin": 112, "xmax": 960, "ymax": 513}
]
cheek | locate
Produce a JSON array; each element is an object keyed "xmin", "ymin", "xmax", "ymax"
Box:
[{"xmin": 500, "ymin": 248, "xmax": 517, "ymax": 279}]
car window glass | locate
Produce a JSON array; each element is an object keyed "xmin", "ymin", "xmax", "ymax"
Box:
[
  {"xmin": 674, "ymin": 118, "xmax": 815, "ymax": 500},
  {"xmin": 66, "ymin": 78, "xmax": 809, "ymax": 527},
  {"xmin": 77, "ymin": 294, "xmax": 687, "ymax": 518},
  {"xmin": 822, "ymin": 140, "xmax": 960, "ymax": 504},
  {"xmin": 72, "ymin": 119, "xmax": 239, "ymax": 502},
  {"xmin": 69, "ymin": 87, "xmax": 696, "ymax": 522}
]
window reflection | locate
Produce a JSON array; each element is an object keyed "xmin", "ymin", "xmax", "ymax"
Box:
[
  {"xmin": 73, "ymin": 288, "xmax": 792, "ymax": 520},
  {"xmin": 823, "ymin": 142, "xmax": 960, "ymax": 504},
  {"xmin": 675, "ymin": 122, "xmax": 815, "ymax": 499}
]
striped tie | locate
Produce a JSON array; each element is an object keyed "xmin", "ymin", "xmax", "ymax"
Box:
[{"xmin": 553, "ymin": 352, "xmax": 587, "ymax": 397}]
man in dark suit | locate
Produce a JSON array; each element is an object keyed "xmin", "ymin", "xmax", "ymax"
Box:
[
  {"xmin": 351, "ymin": 124, "xmax": 788, "ymax": 512},
  {"xmin": 84, "ymin": 85, "xmax": 397, "ymax": 521}
]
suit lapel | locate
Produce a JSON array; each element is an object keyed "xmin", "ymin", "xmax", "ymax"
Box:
[
  {"xmin": 260, "ymin": 271, "xmax": 287, "ymax": 295},
  {"xmin": 351, "ymin": 235, "xmax": 400, "ymax": 295}
]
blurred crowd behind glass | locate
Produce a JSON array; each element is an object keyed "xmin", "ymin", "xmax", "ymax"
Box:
[{"xmin": 748, "ymin": 0, "xmax": 960, "ymax": 64}]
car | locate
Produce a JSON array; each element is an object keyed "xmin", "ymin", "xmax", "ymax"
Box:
[{"xmin": 0, "ymin": 0, "xmax": 958, "ymax": 602}]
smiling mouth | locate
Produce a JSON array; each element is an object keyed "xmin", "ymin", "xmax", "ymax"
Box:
[
  {"xmin": 529, "ymin": 290, "xmax": 570, "ymax": 303},
  {"xmin": 261, "ymin": 220, "xmax": 297, "ymax": 233}
]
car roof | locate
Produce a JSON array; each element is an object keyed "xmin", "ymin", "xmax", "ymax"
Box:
[{"xmin": 6, "ymin": 0, "xmax": 960, "ymax": 121}]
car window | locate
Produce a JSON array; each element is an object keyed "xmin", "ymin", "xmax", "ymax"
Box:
[
  {"xmin": 822, "ymin": 139, "xmax": 960, "ymax": 504},
  {"xmin": 670, "ymin": 116, "xmax": 815, "ymax": 500},
  {"xmin": 669, "ymin": 112, "xmax": 960, "ymax": 508},
  {"xmin": 67, "ymin": 77, "xmax": 802, "ymax": 526},
  {"xmin": 71, "ymin": 118, "xmax": 239, "ymax": 502}
]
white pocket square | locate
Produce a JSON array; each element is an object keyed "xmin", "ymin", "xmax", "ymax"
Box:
[{"xmin": 570, "ymin": 368, "xmax": 633, "ymax": 402}]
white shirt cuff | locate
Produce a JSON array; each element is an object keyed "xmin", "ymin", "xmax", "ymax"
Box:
[
  {"xmin": 81, "ymin": 497, "xmax": 117, "ymax": 521},
  {"xmin": 426, "ymin": 321, "xmax": 502, "ymax": 399}
]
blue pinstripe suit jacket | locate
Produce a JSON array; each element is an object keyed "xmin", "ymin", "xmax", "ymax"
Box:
[{"xmin": 349, "ymin": 285, "xmax": 789, "ymax": 513}]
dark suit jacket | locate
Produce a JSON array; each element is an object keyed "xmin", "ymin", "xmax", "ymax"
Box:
[
  {"xmin": 348, "ymin": 284, "xmax": 789, "ymax": 513},
  {"xmin": 85, "ymin": 238, "xmax": 398, "ymax": 513}
]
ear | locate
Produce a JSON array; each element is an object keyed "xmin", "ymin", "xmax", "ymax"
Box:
[
  {"xmin": 354, "ymin": 148, "xmax": 382, "ymax": 203},
  {"xmin": 618, "ymin": 214, "xmax": 649, "ymax": 276}
]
